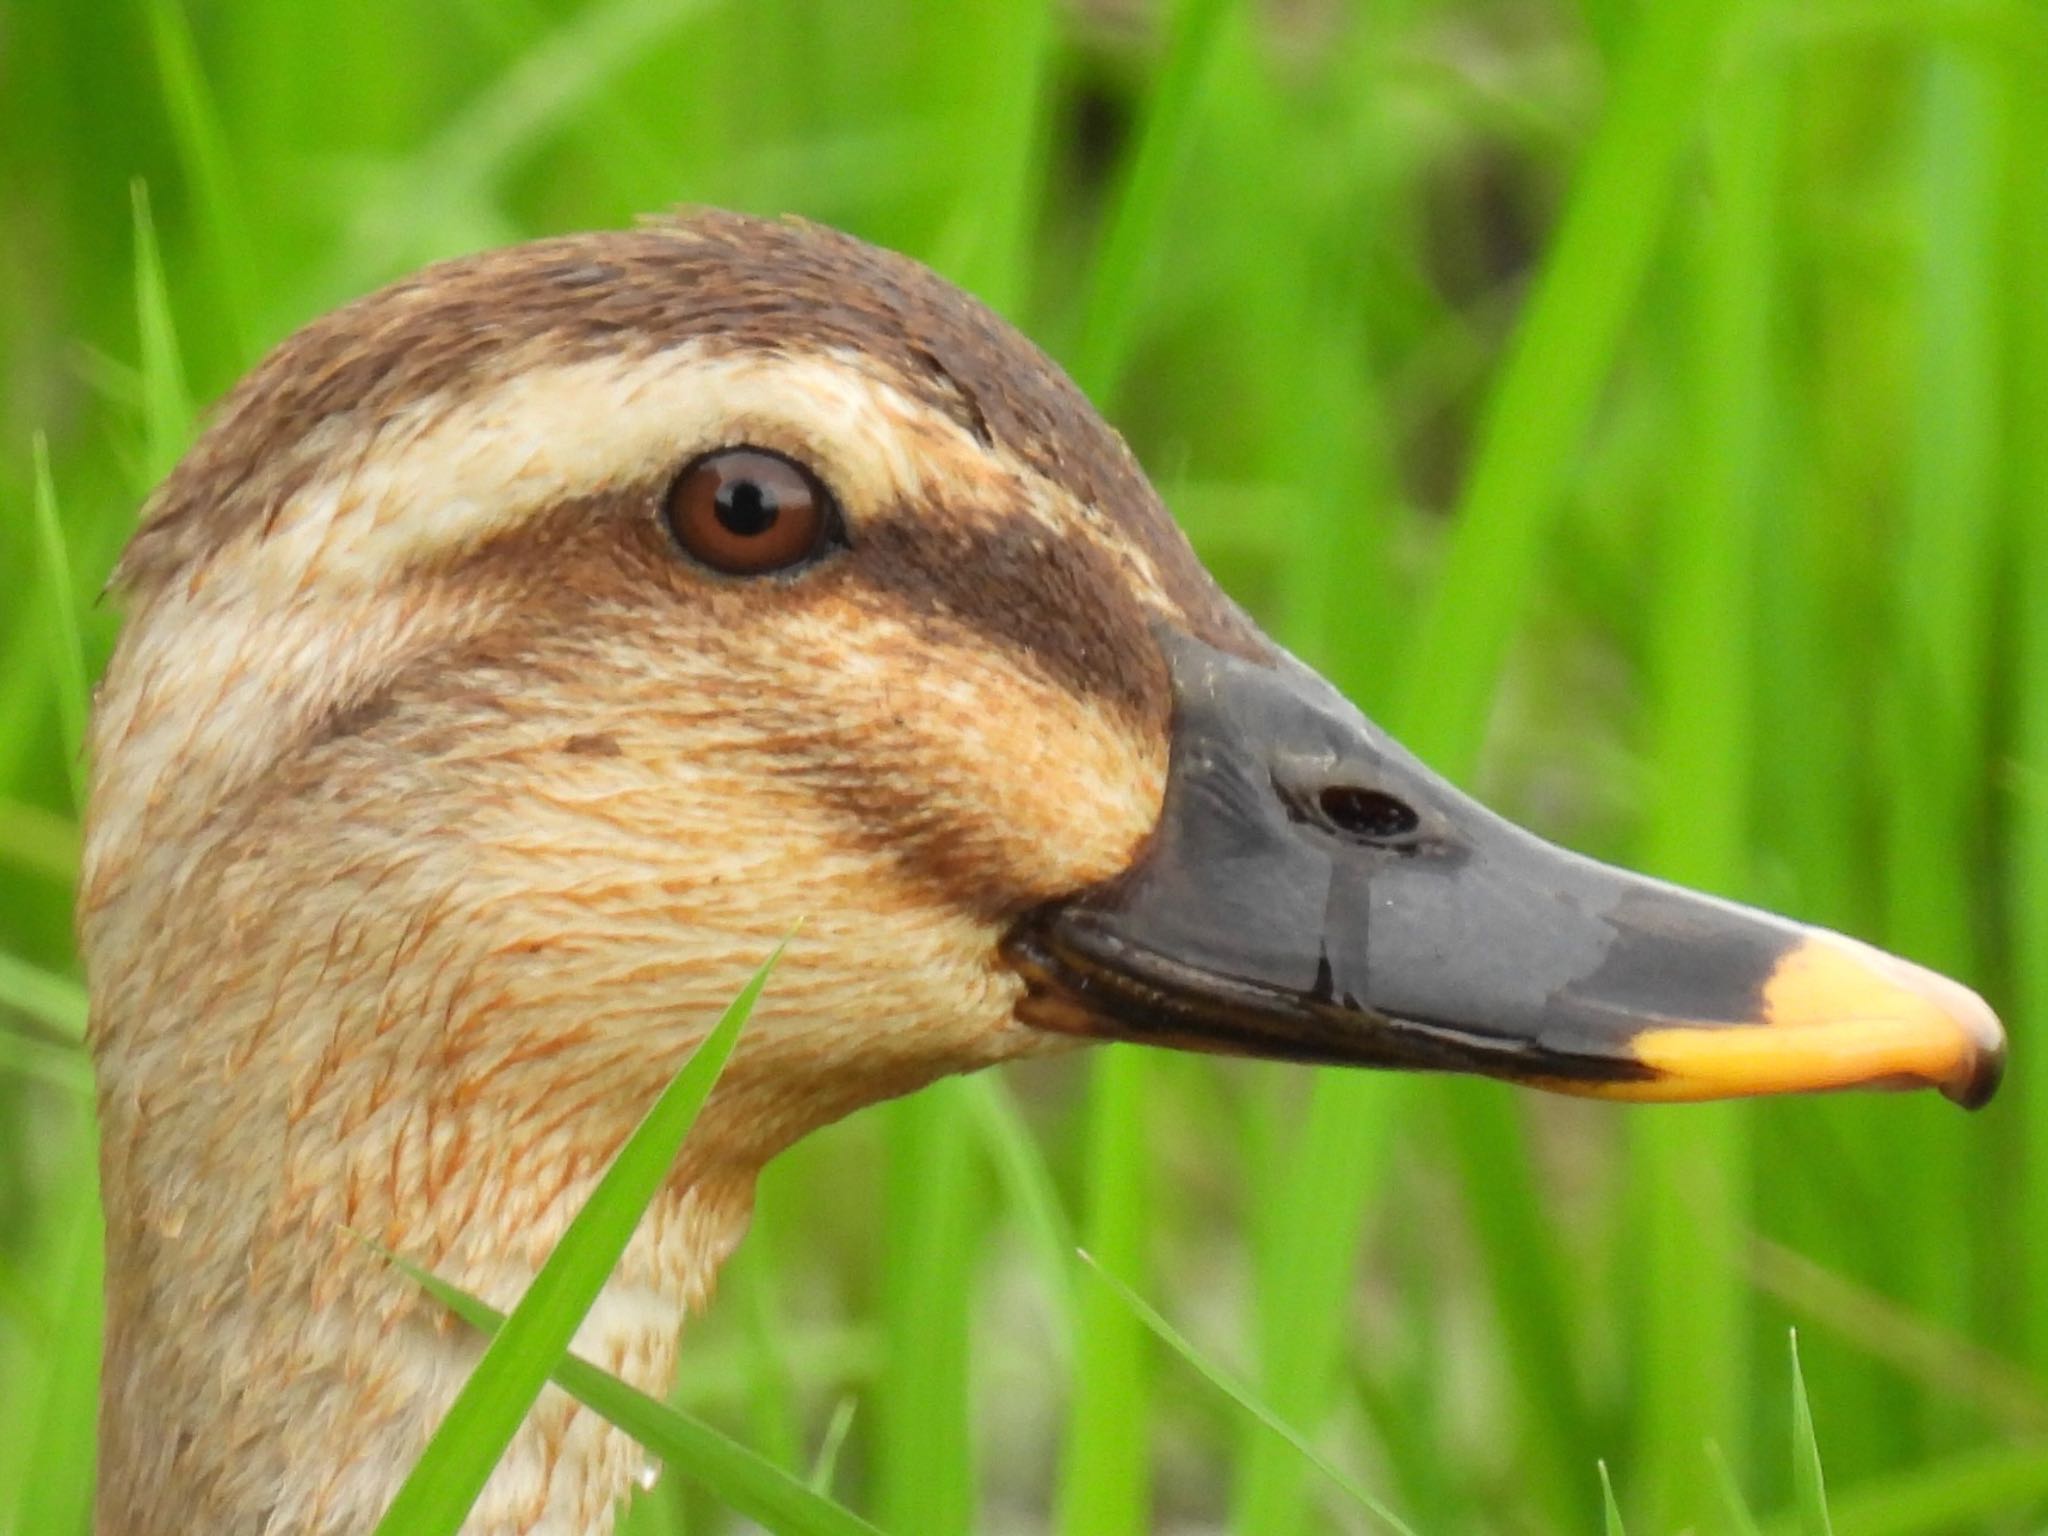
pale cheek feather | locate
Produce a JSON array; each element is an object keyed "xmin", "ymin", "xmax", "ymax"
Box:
[
  {"xmin": 81, "ymin": 584, "xmax": 482, "ymax": 931},
  {"xmin": 755, "ymin": 602, "xmax": 1167, "ymax": 892}
]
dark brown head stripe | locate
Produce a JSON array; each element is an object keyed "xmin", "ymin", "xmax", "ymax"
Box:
[
  {"xmin": 122, "ymin": 211, "xmax": 1260, "ymax": 657},
  {"xmin": 852, "ymin": 499, "xmax": 1171, "ymax": 728},
  {"xmin": 434, "ymin": 480, "xmax": 1172, "ymax": 734}
]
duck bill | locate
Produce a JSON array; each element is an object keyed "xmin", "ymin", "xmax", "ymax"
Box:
[{"xmin": 1005, "ymin": 632, "xmax": 2005, "ymax": 1110}]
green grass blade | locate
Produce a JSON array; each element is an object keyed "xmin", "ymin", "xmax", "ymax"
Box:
[
  {"xmin": 0, "ymin": 1023, "xmax": 91, "ymax": 1095},
  {"xmin": 1230, "ymin": 1070, "xmax": 1403, "ymax": 1536},
  {"xmin": 876, "ymin": 1080, "xmax": 979, "ymax": 1535},
  {"xmin": 1708, "ymin": 1441, "xmax": 1766, "ymax": 1536},
  {"xmin": 1055, "ymin": 1048, "xmax": 1153, "ymax": 1536},
  {"xmin": 2011, "ymin": 0, "xmax": 2048, "ymax": 1384},
  {"xmin": 323, "ymin": 0, "xmax": 719, "ymax": 295},
  {"xmin": 372, "ymin": 940, "xmax": 784, "ymax": 1536},
  {"xmin": 1079, "ymin": 1252, "xmax": 1421, "ymax": 1536},
  {"xmin": 1599, "ymin": 1460, "xmax": 1628, "ymax": 1536},
  {"xmin": 398, "ymin": 1261, "xmax": 882, "ymax": 1536},
  {"xmin": 130, "ymin": 179, "xmax": 194, "ymax": 483},
  {"xmin": 28, "ymin": 437, "xmax": 89, "ymax": 816},
  {"xmin": 730, "ymin": 1238, "xmax": 801, "ymax": 1470},
  {"xmin": 1067, "ymin": 0, "xmax": 1233, "ymax": 401},
  {"xmin": 1761, "ymin": 1440, "xmax": 2048, "ymax": 1536},
  {"xmin": 1426, "ymin": 1087, "xmax": 1594, "ymax": 1526},
  {"xmin": 2, "ymin": 1142, "xmax": 103, "ymax": 1536},
  {"xmin": 1384, "ymin": 4, "xmax": 1735, "ymax": 1509},
  {"xmin": 1390, "ymin": 0, "xmax": 1732, "ymax": 768},
  {"xmin": 961, "ymin": 1074, "xmax": 1079, "ymax": 1348},
  {"xmin": 920, "ymin": 0, "xmax": 1055, "ymax": 317},
  {"xmin": 1751, "ymin": 1238, "xmax": 2048, "ymax": 1434},
  {"xmin": 443, "ymin": 0, "xmax": 677, "ymax": 212},
  {"xmin": 0, "ymin": 951, "xmax": 88, "ymax": 1038},
  {"xmin": 1627, "ymin": 25, "xmax": 1783, "ymax": 1528},
  {"xmin": 142, "ymin": 0, "xmax": 257, "ymax": 354},
  {"xmin": 1790, "ymin": 1332, "xmax": 1834, "ymax": 1536},
  {"xmin": 1874, "ymin": 34, "xmax": 2005, "ymax": 1355},
  {"xmin": 810, "ymin": 1397, "xmax": 858, "ymax": 1497}
]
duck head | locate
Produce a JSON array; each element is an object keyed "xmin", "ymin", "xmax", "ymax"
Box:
[{"xmin": 80, "ymin": 211, "xmax": 2002, "ymax": 1535}]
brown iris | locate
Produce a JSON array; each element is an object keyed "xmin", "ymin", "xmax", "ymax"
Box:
[{"xmin": 662, "ymin": 447, "xmax": 840, "ymax": 574}]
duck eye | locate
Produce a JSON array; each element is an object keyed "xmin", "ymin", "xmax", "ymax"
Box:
[{"xmin": 662, "ymin": 447, "xmax": 840, "ymax": 575}]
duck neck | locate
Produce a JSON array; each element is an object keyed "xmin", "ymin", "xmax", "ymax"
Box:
[
  {"xmin": 82, "ymin": 818, "xmax": 778, "ymax": 1536},
  {"xmin": 94, "ymin": 1093, "xmax": 758, "ymax": 1536}
]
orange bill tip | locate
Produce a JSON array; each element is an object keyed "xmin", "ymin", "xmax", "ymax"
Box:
[{"xmin": 1557, "ymin": 932, "xmax": 2006, "ymax": 1109}]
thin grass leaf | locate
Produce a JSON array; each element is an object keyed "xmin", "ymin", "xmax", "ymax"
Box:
[
  {"xmin": 398, "ymin": 1262, "xmax": 882, "ymax": 1536},
  {"xmin": 1599, "ymin": 1460, "xmax": 1627, "ymax": 1536},
  {"xmin": 1078, "ymin": 1251, "xmax": 1420, "ymax": 1536},
  {"xmin": 810, "ymin": 1397, "xmax": 857, "ymax": 1497},
  {"xmin": 1347, "ymin": 1347, "xmax": 1467, "ymax": 1531},
  {"xmin": 731, "ymin": 1240, "xmax": 801, "ymax": 1471},
  {"xmin": 921, "ymin": 0, "xmax": 1055, "ymax": 316},
  {"xmin": 960, "ymin": 1074, "xmax": 1079, "ymax": 1349},
  {"xmin": 1874, "ymin": 34, "xmax": 2005, "ymax": 1346},
  {"xmin": 445, "ymin": 0, "xmax": 677, "ymax": 209},
  {"xmin": 28, "ymin": 437, "xmax": 89, "ymax": 815},
  {"xmin": 1627, "ymin": 30, "xmax": 1782, "ymax": 1526},
  {"xmin": 0, "ymin": 951, "xmax": 88, "ymax": 1038},
  {"xmin": 2010, "ymin": 0, "xmax": 2048, "ymax": 1381},
  {"xmin": 1760, "ymin": 1439, "xmax": 2048, "ymax": 1536},
  {"xmin": 1067, "ymin": 0, "xmax": 1234, "ymax": 400},
  {"xmin": 1707, "ymin": 1441, "xmax": 1766, "ymax": 1536},
  {"xmin": 876, "ymin": 1080, "xmax": 978, "ymax": 1535},
  {"xmin": 0, "ymin": 1022, "xmax": 91, "ymax": 1095},
  {"xmin": 1056, "ymin": 1049, "xmax": 1154, "ymax": 1536},
  {"xmin": 142, "ymin": 0, "xmax": 257, "ymax": 353},
  {"xmin": 1789, "ymin": 1332, "xmax": 1834, "ymax": 1536},
  {"xmin": 1751, "ymin": 1237, "xmax": 2048, "ymax": 1434},
  {"xmin": 372, "ymin": 940, "xmax": 785, "ymax": 1536},
  {"xmin": 324, "ymin": 0, "xmax": 718, "ymax": 293},
  {"xmin": 2, "ymin": 1147, "xmax": 103, "ymax": 1536},
  {"xmin": 1390, "ymin": 0, "xmax": 1733, "ymax": 768},
  {"xmin": 130, "ymin": 180, "xmax": 194, "ymax": 482}
]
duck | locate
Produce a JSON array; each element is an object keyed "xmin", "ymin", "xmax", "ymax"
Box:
[{"xmin": 78, "ymin": 209, "xmax": 2006, "ymax": 1536}]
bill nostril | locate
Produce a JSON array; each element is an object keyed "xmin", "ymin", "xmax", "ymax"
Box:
[
  {"xmin": 1320, "ymin": 786, "xmax": 1420, "ymax": 842},
  {"xmin": 1278, "ymin": 780, "xmax": 1422, "ymax": 847}
]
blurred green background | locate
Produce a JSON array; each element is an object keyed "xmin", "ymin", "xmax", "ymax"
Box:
[{"xmin": 4, "ymin": 0, "xmax": 2047, "ymax": 1532}]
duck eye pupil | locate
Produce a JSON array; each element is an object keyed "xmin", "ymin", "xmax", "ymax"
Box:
[{"xmin": 716, "ymin": 479, "xmax": 778, "ymax": 538}]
